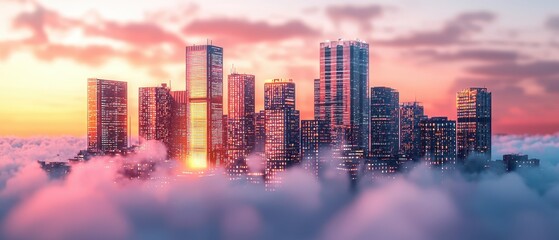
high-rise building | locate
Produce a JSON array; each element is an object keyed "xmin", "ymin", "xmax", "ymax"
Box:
[
  {"xmin": 301, "ymin": 120, "xmax": 331, "ymax": 178},
  {"xmin": 400, "ymin": 102, "xmax": 426, "ymax": 161},
  {"xmin": 227, "ymin": 73, "xmax": 256, "ymax": 163},
  {"xmin": 87, "ymin": 78, "xmax": 128, "ymax": 154},
  {"xmin": 139, "ymin": 84, "xmax": 171, "ymax": 155},
  {"xmin": 502, "ymin": 154, "xmax": 540, "ymax": 172},
  {"xmin": 264, "ymin": 79, "xmax": 300, "ymax": 189},
  {"xmin": 185, "ymin": 44, "xmax": 224, "ymax": 170},
  {"xmin": 317, "ymin": 39, "xmax": 369, "ymax": 149},
  {"xmin": 370, "ymin": 87, "xmax": 400, "ymax": 159},
  {"xmin": 226, "ymin": 73, "xmax": 255, "ymax": 179},
  {"xmin": 169, "ymin": 91, "xmax": 188, "ymax": 162},
  {"xmin": 457, "ymin": 88, "xmax": 492, "ymax": 162},
  {"xmin": 420, "ymin": 117, "xmax": 456, "ymax": 169}
]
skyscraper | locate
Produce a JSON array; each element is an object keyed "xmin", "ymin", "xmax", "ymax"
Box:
[
  {"xmin": 227, "ymin": 73, "xmax": 255, "ymax": 179},
  {"xmin": 227, "ymin": 73, "xmax": 256, "ymax": 163},
  {"xmin": 264, "ymin": 79, "xmax": 300, "ymax": 189},
  {"xmin": 457, "ymin": 88, "xmax": 492, "ymax": 162},
  {"xmin": 87, "ymin": 78, "xmax": 128, "ymax": 154},
  {"xmin": 400, "ymin": 102, "xmax": 426, "ymax": 161},
  {"xmin": 420, "ymin": 117, "xmax": 456, "ymax": 169},
  {"xmin": 254, "ymin": 110, "xmax": 266, "ymax": 155},
  {"xmin": 301, "ymin": 120, "xmax": 331, "ymax": 178},
  {"xmin": 185, "ymin": 44, "xmax": 224, "ymax": 170},
  {"xmin": 170, "ymin": 91, "xmax": 188, "ymax": 162},
  {"xmin": 370, "ymin": 87, "xmax": 400, "ymax": 159},
  {"xmin": 317, "ymin": 39, "xmax": 369, "ymax": 149},
  {"xmin": 139, "ymin": 84, "xmax": 171, "ymax": 154}
]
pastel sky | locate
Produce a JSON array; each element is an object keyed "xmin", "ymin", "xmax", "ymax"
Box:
[{"xmin": 1, "ymin": 0, "xmax": 558, "ymax": 137}]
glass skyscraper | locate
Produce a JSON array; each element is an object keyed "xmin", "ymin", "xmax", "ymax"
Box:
[
  {"xmin": 227, "ymin": 73, "xmax": 255, "ymax": 179},
  {"xmin": 185, "ymin": 44, "xmax": 224, "ymax": 170},
  {"xmin": 370, "ymin": 87, "xmax": 400, "ymax": 159},
  {"xmin": 317, "ymin": 39, "xmax": 369, "ymax": 150},
  {"xmin": 139, "ymin": 84, "xmax": 171, "ymax": 154},
  {"xmin": 264, "ymin": 79, "xmax": 300, "ymax": 190},
  {"xmin": 457, "ymin": 88, "xmax": 492, "ymax": 162},
  {"xmin": 87, "ymin": 78, "xmax": 128, "ymax": 154},
  {"xmin": 169, "ymin": 90, "xmax": 188, "ymax": 162}
]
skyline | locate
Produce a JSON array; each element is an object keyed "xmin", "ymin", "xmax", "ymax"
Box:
[{"xmin": 2, "ymin": 0, "xmax": 559, "ymax": 137}]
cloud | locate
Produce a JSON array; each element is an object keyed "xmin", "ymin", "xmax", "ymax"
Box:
[
  {"xmin": 545, "ymin": 15, "xmax": 559, "ymax": 33},
  {"xmin": 83, "ymin": 21, "xmax": 184, "ymax": 48},
  {"xmin": 325, "ymin": 4, "xmax": 385, "ymax": 31},
  {"xmin": 411, "ymin": 49, "xmax": 521, "ymax": 63},
  {"xmin": 467, "ymin": 61, "xmax": 559, "ymax": 79},
  {"xmin": 0, "ymin": 136, "xmax": 559, "ymax": 239},
  {"xmin": 381, "ymin": 11, "xmax": 495, "ymax": 47},
  {"xmin": 182, "ymin": 18, "xmax": 320, "ymax": 45}
]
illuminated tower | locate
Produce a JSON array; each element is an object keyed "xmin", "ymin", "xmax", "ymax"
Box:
[
  {"xmin": 370, "ymin": 87, "xmax": 400, "ymax": 159},
  {"xmin": 400, "ymin": 102, "xmax": 426, "ymax": 161},
  {"xmin": 170, "ymin": 90, "xmax": 188, "ymax": 162},
  {"xmin": 139, "ymin": 84, "xmax": 171, "ymax": 154},
  {"xmin": 457, "ymin": 88, "xmax": 492, "ymax": 162},
  {"xmin": 420, "ymin": 117, "xmax": 456, "ymax": 170},
  {"xmin": 185, "ymin": 44, "xmax": 224, "ymax": 170},
  {"xmin": 87, "ymin": 78, "xmax": 128, "ymax": 154},
  {"xmin": 226, "ymin": 73, "xmax": 255, "ymax": 179},
  {"xmin": 264, "ymin": 79, "xmax": 300, "ymax": 189},
  {"xmin": 317, "ymin": 39, "xmax": 369, "ymax": 150}
]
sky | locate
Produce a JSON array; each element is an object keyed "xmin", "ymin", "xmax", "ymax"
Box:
[{"xmin": 1, "ymin": 0, "xmax": 559, "ymax": 137}]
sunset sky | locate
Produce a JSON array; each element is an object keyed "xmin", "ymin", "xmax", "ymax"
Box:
[{"xmin": 1, "ymin": 0, "xmax": 558, "ymax": 137}]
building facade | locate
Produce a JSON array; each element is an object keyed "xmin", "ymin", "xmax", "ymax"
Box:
[
  {"xmin": 139, "ymin": 84, "xmax": 171, "ymax": 153},
  {"xmin": 264, "ymin": 79, "xmax": 300, "ymax": 189},
  {"xmin": 301, "ymin": 120, "xmax": 331, "ymax": 178},
  {"xmin": 457, "ymin": 88, "xmax": 492, "ymax": 162},
  {"xmin": 400, "ymin": 102, "xmax": 426, "ymax": 161},
  {"xmin": 227, "ymin": 73, "xmax": 256, "ymax": 164},
  {"xmin": 370, "ymin": 87, "xmax": 400, "ymax": 159},
  {"xmin": 420, "ymin": 117, "xmax": 457, "ymax": 169},
  {"xmin": 169, "ymin": 91, "xmax": 188, "ymax": 162},
  {"xmin": 185, "ymin": 44, "xmax": 224, "ymax": 170},
  {"xmin": 317, "ymin": 39, "xmax": 369, "ymax": 150},
  {"xmin": 87, "ymin": 78, "xmax": 128, "ymax": 154}
]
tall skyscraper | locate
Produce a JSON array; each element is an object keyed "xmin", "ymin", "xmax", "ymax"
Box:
[
  {"xmin": 227, "ymin": 73, "xmax": 256, "ymax": 163},
  {"xmin": 185, "ymin": 44, "xmax": 224, "ymax": 170},
  {"xmin": 264, "ymin": 79, "xmax": 300, "ymax": 189},
  {"xmin": 226, "ymin": 73, "xmax": 255, "ymax": 179},
  {"xmin": 317, "ymin": 39, "xmax": 369, "ymax": 149},
  {"xmin": 301, "ymin": 120, "xmax": 331, "ymax": 178},
  {"xmin": 313, "ymin": 78, "xmax": 320, "ymax": 119},
  {"xmin": 420, "ymin": 117, "xmax": 456, "ymax": 169},
  {"xmin": 170, "ymin": 91, "xmax": 188, "ymax": 162},
  {"xmin": 87, "ymin": 78, "xmax": 128, "ymax": 154},
  {"xmin": 400, "ymin": 102, "xmax": 425, "ymax": 161},
  {"xmin": 457, "ymin": 88, "xmax": 492, "ymax": 162},
  {"xmin": 139, "ymin": 84, "xmax": 171, "ymax": 154},
  {"xmin": 370, "ymin": 87, "xmax": 400, "ymax": 159}
]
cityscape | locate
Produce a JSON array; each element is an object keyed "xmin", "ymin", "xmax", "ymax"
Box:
[
  {"xmin": 2, "ymin": 0, "xmax": 559, "ymax": 239},
  {"xmin": 66, "ymin": 40, "xmax": 539, "ymax": 191}
]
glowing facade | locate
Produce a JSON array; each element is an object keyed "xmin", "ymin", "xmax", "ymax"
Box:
[
  {"xmin": 87, "ymin": 78, "xmax": 128, "ymax": 154},
  {"xmin": 186, "ymin": 45, "xmax": 224, "ymax": 170},
  {"xmin": 264, "ymin": 79, "xmax": 300, "ymax": 189},
  {"xmin": 457, "ymin": 88, "xmax": 492, "ymax": 162},
  {"xmin": 370, "ymin": 87, "xmax": 400, "ymax": 159},
  {"xmin": 400, "ymin": 102, "xmax": 426, "ymax": 161}
]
